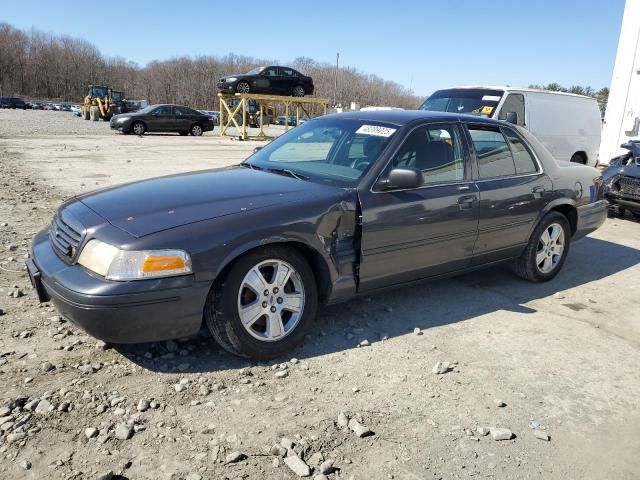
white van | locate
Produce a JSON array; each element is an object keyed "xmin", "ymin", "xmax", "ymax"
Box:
[{"xmin": 419, "ymin": 86, "xmax": 602, "ymax": 166}]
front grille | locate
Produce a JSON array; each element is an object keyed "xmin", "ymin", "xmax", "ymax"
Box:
[
  {"xmin": 49, "ymin": 215, "xmax": 82, "ymax": 261},
  {"xmin": 618, "ymin": 176, "xmax": 640, "ymax": 200}
]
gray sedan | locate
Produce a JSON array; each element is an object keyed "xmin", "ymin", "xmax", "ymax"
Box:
[{"xmin": 28, "ymin": 111, "xmax": 607, "ymax": 359}]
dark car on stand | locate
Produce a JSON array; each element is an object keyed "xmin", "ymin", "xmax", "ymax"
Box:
[
  {"xmin": 601, "ymin": 140, "xmax": 640, "ymax": 220},
  {"xmin": 110, "ymin": 104, "xmax": 214, "ymax": 136},
  {"xmin": 27, "ymin": 111, "xmax": 607, "ymax": 360},
  {"xmin": 217, "ymin": 66, "xmax": 314, "ymax": 97}
]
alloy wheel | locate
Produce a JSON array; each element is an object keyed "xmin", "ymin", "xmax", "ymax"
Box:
[
  {"xmin": 237, "ymin": 259, "xmax": 305, "ymax": 342},
  {"xmin": 191, "ymin": 125, "xmax": 203, "ymax": 136},
  {"xmin": 292, "ymin": 86, "xmax": 304, "ymax": 97},
  {"xmin": 133, "ymin": 123, "xmax": 145, "ymax": 135},
  {"xmin": 536, "ymin": 223, "xmax": 565, "ymax": 274},
  {"xmin": 237, "ymin": 82, "xmax": 250, "ymax": 94}
]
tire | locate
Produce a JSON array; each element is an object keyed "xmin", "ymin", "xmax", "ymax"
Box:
[
  {"xmin": 513, "ymin": 211, "xmax": 571, "ymax": 282},
  {"xmin": 570, "ymin": 152, "xmax": 586, "ymax": 164},
  {"xmin": 132, "ymin": 121, "xmax": 146, "ymax": 136},
  {"xmin": 631, "ymin": 211, "xmax": 640, "ymax": 221},
  {"xmin": 608, "ymin": 205, "xmax": 626, "ymax": 218},
  {"xmin": 89, "ymin": 106, "xmax": 99, "ymax": 122},
  {"xmin": 292, "ymin": 85, "xmax": 305, "ymax": 97},
  {"xmin": 82, "ymin": 106, "xmax": 90, "ymax": 120},
  {"xmin": 236, "ymin": 81, "xmax": 250, "ymax": 94},
  {"xmin": 204, "ymin": 246, "xmax": 318, "ymax": 360},
  {"xmin": 190, "ymin": 123, "xmax": 203, "ymax": 136}
]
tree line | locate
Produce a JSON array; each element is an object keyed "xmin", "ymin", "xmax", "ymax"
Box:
[
  {"xmin": 0, "ymin": 22, "xmax": 609, "ymax": 113},
  {"xmin": 0, "ymin": 23, "xmax": 420, "ymax": 110}
]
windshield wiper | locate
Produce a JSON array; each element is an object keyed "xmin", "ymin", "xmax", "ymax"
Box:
[
  {"xmin": 240, "ymin": 162, "xmax": 263, "ymax": 171},
  {"xmin": 266, "ymin": 167, "xmax": 309, "ymax": 181}
]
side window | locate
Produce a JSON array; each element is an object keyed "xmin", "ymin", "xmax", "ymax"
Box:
[
  {"xmin": 503, "ymin": 128, "xmax": 539, "ymax": 174},
  {"xmin": 264, "ymin": 67, "xmax": 278, "ymax": 76},
  {"xmin": 392, "ymin": 124, "xmax": 465, "ymax": 184},
  {"xmin": 498, "ymin": 93, "xmax": 525, "ymax": 125},
  {"xmin": 468, "ymin": 127, "xmax": 516, "ymax": 178},
  {"xmin": 153, "ymin": 106, "xmax": 172, "ymax": 116},
  {"xmin": 281, "ymin": 68, "xmax": 295, "ymax": 77}
]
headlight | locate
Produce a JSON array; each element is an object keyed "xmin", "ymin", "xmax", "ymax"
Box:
[
  {"xmin": 77, "ymin": 240, "xmax": 192, "ymax": 281},
  {"xmin": 116, "ymin": 116, "xmax": 129, "ymax": 123},
  {"xmin": 225, "ymin": 77, "xmax": 237, "ymax": 82}
]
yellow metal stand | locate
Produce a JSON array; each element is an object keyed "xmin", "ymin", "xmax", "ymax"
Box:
[{"xmin": 218, "ymin": 93, "xmax": 329, "ymax": 140}]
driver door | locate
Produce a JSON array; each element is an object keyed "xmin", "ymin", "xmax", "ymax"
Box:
[
  {"xmin": 358, "ymin": 123, "xmax": 480, "ymax": 291},
  {"xmin": 149, "ymin": 105, "xmax": 175, "ymax": 132}
]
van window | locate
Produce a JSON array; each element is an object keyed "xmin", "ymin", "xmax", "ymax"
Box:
[
  {"xmin": 498, "ymin": 93, "xmax": 525, "ymax": 125},
  {"xmin": 468, "ymin": 127, "xmax": 516, "ymax": 178},
  {"xmin": 502, "ymin": 128, "xmax": 539, "ymax": 174}
]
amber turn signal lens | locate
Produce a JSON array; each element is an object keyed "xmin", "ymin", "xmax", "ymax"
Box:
[{"xmin": 142, "ymin": 255, "xmax": 187, "ymax": 273}]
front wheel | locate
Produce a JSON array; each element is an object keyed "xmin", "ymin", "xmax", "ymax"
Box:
[
  {"xmin": 132, "ymin": 121, "xmax": 146, "ymax": 135},
  {"xmin": 190, "ymin": 124, "xmax": 203, "ymax": 136},
  {"xmin": 292, "ymin": 85, "xmax": 305, "ymax": 97},
  {"xmin": 236, "ymin": 81, "xmax": 250, "ymax": 94},
  {"xmin": 205, "ymin": 246, "xmax": 318, "ymax": 359},
  {"xmin": 513, "ymin": 211, "xmax": 571, "ymax": 282}
]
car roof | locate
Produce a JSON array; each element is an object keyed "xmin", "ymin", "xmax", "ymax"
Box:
[
  {"xmin": 438, "ymin": 85, "xmax": 595, "ymax": 100},
  {"xmin": 321, "ymin": 109, "xmax": 503, "ymax": 126}
]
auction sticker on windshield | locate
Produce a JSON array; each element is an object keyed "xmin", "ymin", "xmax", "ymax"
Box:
[{"xmin": 356, "ymin": 125, "xmax": 397, "ymax": 137}]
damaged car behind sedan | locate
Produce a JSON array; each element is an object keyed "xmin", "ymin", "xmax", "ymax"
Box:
[
  {"xmin": 27, "ymin": 111, "xmax": 607, "ymax": 359},
  {"xmin": 601, "ymin": 140, "xmax": 640, "ymax": 220}
]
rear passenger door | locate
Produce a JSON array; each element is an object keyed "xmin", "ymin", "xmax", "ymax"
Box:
[
  {"xmin": 465, "ymin": 124, "xmax": 552, "ymax": 265},
  {"xmin": 174, "ymin": 106, "xmax": 195, "ymax": 132}
]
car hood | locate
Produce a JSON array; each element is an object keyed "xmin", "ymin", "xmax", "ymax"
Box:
[
  {"xmin": 77, "ymin": 166, "xmax": 339, "ymax": 237},
  {"xmin": 603, "ymin": 164, "xmax": 640, "ymax": 180}
]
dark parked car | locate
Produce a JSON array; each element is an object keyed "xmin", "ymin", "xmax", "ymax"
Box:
[
  {"xmin": 217, "ymin": 66, "xmax": 314, "ymax": 97},
  {"xmin": 601, "ymin": 140, "xmax": 640, "ymax": 220},
  {"xmin": 276, "ymin": 115, "xmax": 297, "ymax": 126},
  {"xmin": 27, "ymin": 111, "xmax": 607, "ymax": 359},
  {"xmin": 110, "ymin": 104, "xmax": 214, "ymax": 136},
  {"xmin": 0, "ymin": 96, "xmax": 26, "ymax": 109}
]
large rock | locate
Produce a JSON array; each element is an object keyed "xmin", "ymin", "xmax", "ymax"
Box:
[
  {"xmin": 114, "ymin": 424, "xmax": 133, "ymax": 440},
  {"xmin": 284, "ymin": 455, "xmax": 311, "ymax": 477},
  {"xmin": 491, "ymin": 427, "xmax": 514, "ymax": 441}
]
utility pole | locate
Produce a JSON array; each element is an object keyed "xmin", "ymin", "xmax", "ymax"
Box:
[{"xmin": 333, "ymin": 52, "xmax": 339, "ymax": 107}]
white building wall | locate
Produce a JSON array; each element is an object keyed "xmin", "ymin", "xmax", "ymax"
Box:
[{"xmin": 599, "ymin": 0, "xmax": 640, "ymax": 164}]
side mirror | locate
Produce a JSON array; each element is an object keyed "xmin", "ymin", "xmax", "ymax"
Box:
[
  {"xmin": 380, "ymin": 167, "xmax": 423, "ymax": 190},
  {"xmin": 505, "ymin": 111, "xmax": 518, "ymax": 124}
]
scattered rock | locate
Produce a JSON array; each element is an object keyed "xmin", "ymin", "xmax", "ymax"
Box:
[
  {"xmin": 186, "ymin": 474, "xmax": 202, "ymax": 480},
  {"xmin": 337, "ymin": 412, "xmax": 349, "ymax": 428},
  {"xmin": 348, "ymin": 418, "xmax": 374, "ymax": 437},
  {"xmin": 41, "ymin": 361, "xmax": 54, "ymax": 372},
  {"xmin": 35, "ymin": 399, "xmax": 54, "ymax": 415},
  {"xmin": 19, "ymin": 459, "xmax": 32, "ymax": 470},
  {"xmin": 308, "ymin": 452, "xmax": 323, "ymax": 466},
  {"xmin": 95, "ymin": 340, "xmax": 109, "ymax": 350},
  {"xmin": 280, "ymin": 437, "xmax": 295, "ymax": 450},
  {"xmin": 490, "ymin": 427, "xmax": 514, "ymax": 441},
  {"xmin": 137, "ymin": 399, "xmax": 150, "ymax": 412},
  {"xmin": 85, "ymin": 427, "xmax": 99, "ymax": 439},
  {"xmin": 114, "ymin": 424, "xmax": 133, "ymax": 440},
  {"xmin": 432, "ymin": 361, "xmax": 452, "ymax": 374},
  {"xmin": 477, "ymin": 426, "xmax": 490, "ymax": 436},
  {"xmin": 275, "ymin": 369, "xmax": 289, "ymax": 379},
  {"xmin": 284, "ymin": 455, "xmax": 311, "ymax": 477},
  {"xmin": 358, "ymin": 339, "xmax": 371, "ymax": 347},
  {"xmin": 6, "ymin": 432, "xmax": 26, "ymax": 443},
  {"xmin": 225, "ymin": 451, "xmax": 245, "ymax": 464},
  {"xmin": 534, "ymin": 430, "xmax": 550, "ymax": 441},
  {"xmin": 96, "ymin": 471, "xmax": 114, "ymax": 480},
  {"xmin": 413, "ymin": 327, "xmax": 423, "ymax": 335},
  {"xmin": 270, "ymin": 444, "xmax": 287, "ymax": 456},
  {"xmin": 494, "ymin": 399, "xmax": 506, "ymax": 407}
]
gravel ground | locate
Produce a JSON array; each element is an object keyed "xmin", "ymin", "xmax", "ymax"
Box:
[{"xmin": 1, "ymin": 110, "xmax": 640, "ymax": 479}]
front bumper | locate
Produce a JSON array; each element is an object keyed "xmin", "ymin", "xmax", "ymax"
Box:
[
  {"xmin": 574, "ymin": 199, "xmax": 608, "ymax": 240},
  {"xmin": 27, "ymin": 230, "xmax": 210, "ymax": 343},
  {"xmin": 217, "ymin": 82, "xmax": 236, "ymax": 93}
]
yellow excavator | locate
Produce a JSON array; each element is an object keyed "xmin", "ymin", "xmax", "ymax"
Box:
[{"xmin": 81, "ymin": 85, "xmax": 114, "ymax": 121}]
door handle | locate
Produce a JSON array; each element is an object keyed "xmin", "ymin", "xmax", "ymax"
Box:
[
  {"xmin": 458, "ymin": 185, "xmax": 471, "ymax": 192},
  {"xmin": 458, "ymin": 195, "xmax": 476, "ymax": 210},
  {"xmin": 532, "ymin": 186, "xmax": 546, "ymax": 194}
]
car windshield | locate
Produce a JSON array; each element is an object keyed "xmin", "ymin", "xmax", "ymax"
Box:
[
  {"xmin": 420, "ymin": 89, "xmax": 504, "ymax": 117},
  {"xmin": 246, "ymin": 67, "xmax": 264, "ymax": 75},
  {"xmin": 245, "ymin": 118, "xmax": 399, "ymax": 187}
]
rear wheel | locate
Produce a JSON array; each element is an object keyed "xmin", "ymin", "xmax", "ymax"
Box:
[
  {"xmin": 513, "ymin": 211, "xmax": 571, "ymax": 282},
  {"xmin": 132, "ymin": 121, "xmax": 146, "ymax": 136},
  {"xmin": 292, "ymin": 85, "xmax": 305, "ymax": 97},
  {"xmin": 205, "ymin": 246, "xmax": 318, "ymax": 359},
  {"xmin": 236, "ymin": 81, "xmax": 250, "ymax": 94},
  {"xmin": 190, "ymin": 123, "xmax": 203, "ymax": 136}
]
